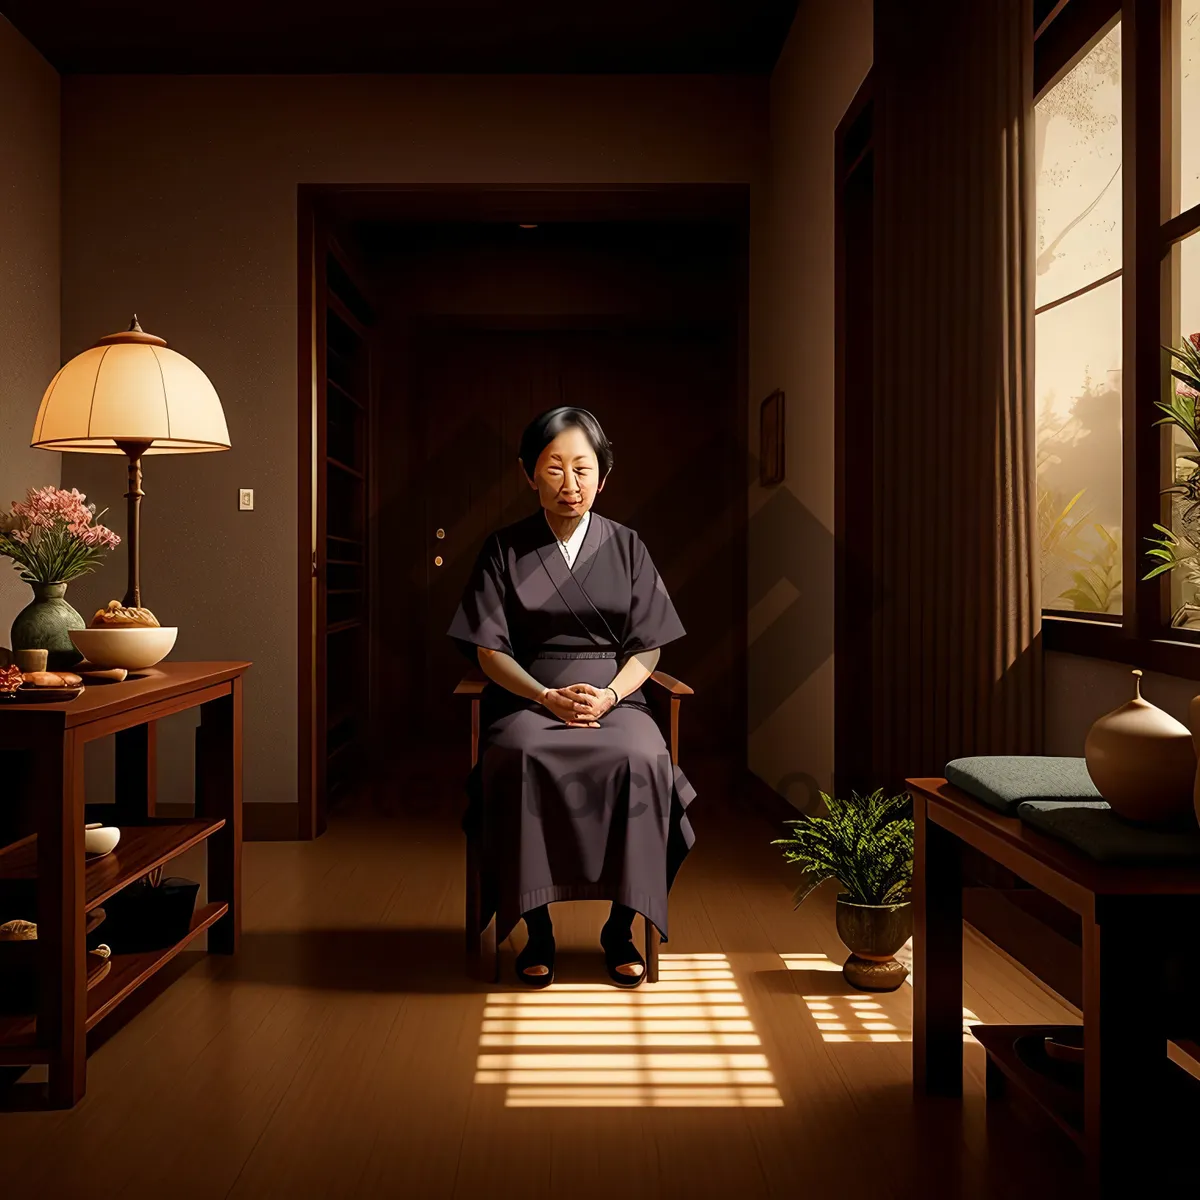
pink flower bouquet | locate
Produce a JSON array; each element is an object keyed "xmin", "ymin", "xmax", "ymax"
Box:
[{"xmin": 0, "ymin": 486, "xmax": 120, "ymax": 585}]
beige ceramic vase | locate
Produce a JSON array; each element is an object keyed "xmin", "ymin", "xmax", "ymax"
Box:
[{"xmin": 1084, "ymin": 670, "xmax": 1196, "ymax": 825}]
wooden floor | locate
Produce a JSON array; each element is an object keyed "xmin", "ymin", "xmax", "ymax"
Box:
[{"xmin": 1, "ymin": 754, "xmax": 1087, "ymax": 1199}]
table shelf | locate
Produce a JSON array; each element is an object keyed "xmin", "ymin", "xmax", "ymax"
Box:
[
  {"xmin": 971, "ymin": 1024, "xmax": 1086, "ymax": 1147},
  {"xmin": 0, "ymin": 661, "xmax": 247, "ymax": 1105},
  {"xmin": 0, "ymin": 902, "xmax": 228, "ymax": 1057},
  {"xmin": 0, "ymin": 819, "xmax": 226, "ymax": 913},
  {"xmin": 910, "ymin": 777, "xmax": 1200, "ymax": 1192},
  {"xmin": 972, "ymin": 1022, "xmax": 1200, "ymax": 1154}
]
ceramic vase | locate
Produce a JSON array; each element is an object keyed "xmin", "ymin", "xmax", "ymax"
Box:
[
  {"xmin": 1084, "ymin": 669, "xmax": 1196, "ymax": 825},
  {"xmin": 10, "ymin": 582, "xmax": 85, "ymax": 671},
  {"xmin": 834, "ymin": 895, "xmax": 914, "ymax": 992}
]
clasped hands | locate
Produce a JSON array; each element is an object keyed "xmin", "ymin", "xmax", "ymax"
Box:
[{"xmin": 539, "ymin": 682, "xmax": 616, "ymax": 727}]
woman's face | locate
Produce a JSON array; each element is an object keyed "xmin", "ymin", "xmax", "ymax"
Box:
[{"xmin": 524, "ymin": 426, "xmax": 607, "ymax": 516}]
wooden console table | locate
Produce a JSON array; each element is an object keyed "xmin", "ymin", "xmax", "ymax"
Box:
[
  {"xmin": 908, "ymin": 777, "xmax": 1200, "ymax": 1195},
  {"xmin": 0, "ymin": 662, "xmax": 249, "ymax": 1107}
]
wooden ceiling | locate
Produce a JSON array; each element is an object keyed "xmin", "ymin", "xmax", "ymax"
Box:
[{"xmin": 0, "ymin": 0, "xmax": 800, "ymax": 75}]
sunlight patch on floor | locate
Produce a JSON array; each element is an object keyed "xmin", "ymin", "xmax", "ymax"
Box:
[
  {"xmin": 803, "ymin": 994, "xmax": 980, "ymax": 1044},
  {"xmin": 780, "ymin": 952, "xmax": 844, "ymax": 972},
  {"xmin": 782, "ymin": 950, "xmax": 978, "ymax": 1043},
  {"xmin": 475, "ymin": 954, "xmax": 783, "ymax": 1107}
]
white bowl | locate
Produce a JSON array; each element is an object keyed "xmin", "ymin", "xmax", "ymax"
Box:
[
  {"xmin": 84, "ymin": 824, "xmax": 121, "ymax": 857},
  {"xmin": 69, "ymin": 626, "xmax": 178, "ymax": 671}
]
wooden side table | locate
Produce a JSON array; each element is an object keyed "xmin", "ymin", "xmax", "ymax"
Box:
[
  {"xmin": 0, "ymin": 662, "xmax": 249, "ymax": 1107},
  {"xmin": 908, "ymin": 777, "xmax": 1200, "ymax": 1196}
]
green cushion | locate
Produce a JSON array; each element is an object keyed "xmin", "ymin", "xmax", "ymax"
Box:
[
  {"xmin": 944, "ymin": 756, "xmax": 1101, "ymax": 815},
  {"xmin": 1017, "ymin": 800, "xmax": 1200, "ymax": 864}
]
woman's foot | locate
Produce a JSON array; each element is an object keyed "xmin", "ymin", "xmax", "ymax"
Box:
[
  {"xmin": 516, "ymin": 905, "xmax": 555, "ymax": 988},
  {"xmin": 600, "ymin": 903, "xmax": 646, "ymax": 987}
]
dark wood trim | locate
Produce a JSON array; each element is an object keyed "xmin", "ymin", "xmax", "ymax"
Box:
[
  {"xmin": 1034, "ymin": 0, "xmax": 1120, "ymax": 97},
  {"xmin": 834, "ymin": 72, "xmax": 875, "ymax": 797},
  {"xmin": 410, "ymin": 312, "xmax": 731, "ymax": 335},
  {"xmin": 1125, "ymin": 0, "xmax": 1171, "ymax": 640},
  {"xmin": 297, "ymin": 190, "xmax": 317, "ymax": 841},
  {"xmin": 1035, "ymin": 0, "xmax": 1074, "ymax": 42},
  {"xmin": 365, "ymin": 246, "xmax": 383, "ymax": 823},
  {"xmin": 732, "ymin": 210, "xmax": 751, "ymax": 779},
  {"xmin": 835, "ymin": 67, "xmax": 874, "ymax": 170},
  {"xmin": 1162, "ymin": 200, "xmax": 1200, "ymax": 246},
  {"xmin": 1044, "ymin": 612, "xmax": 1200, "ymax": 676},
  {"xmin": 309, "ymin": 182, "xmax": 752, "ymax": 226}
]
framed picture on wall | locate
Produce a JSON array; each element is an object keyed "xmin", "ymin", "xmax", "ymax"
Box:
[{"xmin": 759, "ymin": 389, "xmax": 785, "ymax": 486}]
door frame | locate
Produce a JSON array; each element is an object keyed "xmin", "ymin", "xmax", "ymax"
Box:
[
  {"xmin": 833, "ymin": 74, "xmax": 876, "ymax": 797},
  {"xmin": 297, "ymin": 184, "xmax": 752, "ymax": 839}
]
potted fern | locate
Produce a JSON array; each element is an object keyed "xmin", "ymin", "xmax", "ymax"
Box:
[
  {"xmin": 1143, "ymin": 332, "xmax": 1200, "ymax": 623},
  {"xmin": 773, "ymin": 789, "xmax": 914, "ymax": 992}
]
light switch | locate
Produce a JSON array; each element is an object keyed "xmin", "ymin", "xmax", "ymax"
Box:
[{"xmin": 239, "ymin": 488, "xmax": 255, "ymax": 511}]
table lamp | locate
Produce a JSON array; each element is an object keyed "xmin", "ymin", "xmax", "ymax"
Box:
[{"xmin": 29, "ymin": 316, "xmax": 230, "ymax": 607}]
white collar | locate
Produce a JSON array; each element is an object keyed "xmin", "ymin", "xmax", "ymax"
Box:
[{"xmin": 546, "ymin": 506, "xmax": 591, "ymax": 548}]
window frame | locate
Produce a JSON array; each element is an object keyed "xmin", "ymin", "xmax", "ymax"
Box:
[{"xmin": 1038, "ymin": 0, "xmax": 1200, "ymax": 677}]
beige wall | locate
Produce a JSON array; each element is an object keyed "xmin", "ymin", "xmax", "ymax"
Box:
[
  {"xmin": 748, "ymin": 2, "xmax": 872, "ymax": 810},
  {"xmin": 1046, "ymin": 653, "xmax": 1199, "ymax": 755},
  {"xmin": 0, "ymin": 18, "xmax": 60, "ymax": 637},
  {"xmin": 59, "ymin": 74, "xmax": 767, "ymax": 808}
]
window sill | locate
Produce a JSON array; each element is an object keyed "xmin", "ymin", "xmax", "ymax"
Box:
[{"xmin": 1043, "ymin": 614, "xmax": 1200, "ymax": 680}]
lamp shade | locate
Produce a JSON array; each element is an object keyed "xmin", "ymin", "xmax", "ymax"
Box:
[{"xmin": 30, "ymin": 316, "xmax": 230, "ymax": 455}]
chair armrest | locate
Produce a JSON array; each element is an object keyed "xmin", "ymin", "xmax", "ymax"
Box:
[
  {"xmin": 454, "ymin": 667, "xmax": 488, "ymax": 696},
  {"xmin": 647, "ymin": 670, "xmax": 694, "ymax": 697}
]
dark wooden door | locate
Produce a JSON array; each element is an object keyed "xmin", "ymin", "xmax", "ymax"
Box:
[{"xmin": 403, "ymin": 324, "xmax": 741, "ymax": 761}]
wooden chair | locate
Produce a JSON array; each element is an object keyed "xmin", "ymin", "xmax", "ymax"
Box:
[{"xmin": 454, "ymin": 666, "xmax": 694, "ymax": 984}]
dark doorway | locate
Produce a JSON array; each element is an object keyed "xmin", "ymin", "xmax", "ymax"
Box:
[
  {"xmin": 299, "ymin": 192, "xmax": 749, "ymax": 836},
  {"xmin": 402, "ymin": 319, "xmax": 740, "ymax": 756},
  {"xmin": 834, "ymin": 77, "xmax": 876, "ymax": 798}
]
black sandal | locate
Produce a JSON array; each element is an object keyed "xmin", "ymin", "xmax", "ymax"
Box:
[
  {"xmin": 516, "ymin": 906, "xmax": 556, "ymax": 988},
  {"xmin": 515, "ymin": 935, "xmax": 556, "ymax": 988},
  {"xmin": 600, "ymin": 922, "xmax": 646, "ymax": 988}
]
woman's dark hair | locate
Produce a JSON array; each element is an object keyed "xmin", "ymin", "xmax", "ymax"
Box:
[{"xmin": 518, "ymin": 406, "xmax": 613, "ymax": 480}]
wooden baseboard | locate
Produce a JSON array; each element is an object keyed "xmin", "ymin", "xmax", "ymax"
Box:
[{"xmin": 156, "ymin": 802, "xmax": 298, "ymax": 841}]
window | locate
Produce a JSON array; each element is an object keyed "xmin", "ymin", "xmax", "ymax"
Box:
[
  {"xmin": 1038, "ymin": 0, "xmax": 1200, "ymax": 676},
  {"xmin": 1168, "ymin": 0, "xmax": 1200, "ymax": 628},
  {"xmin": 1169, "ymin": 228, "xmax": 1200, "ymax": 626},
  {"xmin": 1036, "ymin": 23, "xmax": 1123, "ymax": 615},
  {"xmin": 1176, "ymin": 0, "xmax": 1200, "ymax": 215}
]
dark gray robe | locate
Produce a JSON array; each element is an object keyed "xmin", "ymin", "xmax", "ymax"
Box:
[{"xmin": 446, "ymin": 508, "xmax": 697, "ymax": 946}]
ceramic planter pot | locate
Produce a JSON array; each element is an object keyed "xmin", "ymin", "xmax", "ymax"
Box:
[
  {"xmin": 10, "ymin": 582, "xmax": 85, "ymax": 671},
  {"xmin": 835, "ymin": 894, "xmax": 914, "ymax": 992}
]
